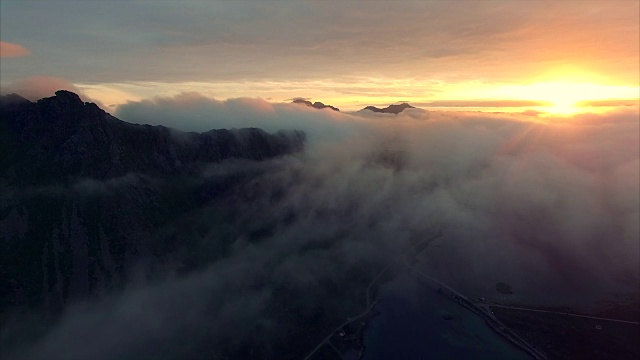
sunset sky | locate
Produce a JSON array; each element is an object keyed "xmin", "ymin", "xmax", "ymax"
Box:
[{"xmin": 1, "ymin": 0, "xmax": 638, "ymax": 113}]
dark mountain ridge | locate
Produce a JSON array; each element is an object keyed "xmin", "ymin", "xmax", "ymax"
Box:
[{"xmin": 1, "ymin": 91, "xmax": 305, "ymax": 185}]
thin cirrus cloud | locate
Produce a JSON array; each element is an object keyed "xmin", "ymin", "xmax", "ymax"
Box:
[
  {"xmin": 414, "ymin": 100, "xmax": 553, "ymax": 108},
  {"xmin": 0, "ymin": 41, "xmax": 30, "ymax": 58}
]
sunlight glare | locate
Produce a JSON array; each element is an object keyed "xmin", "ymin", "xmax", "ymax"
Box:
[{"xmin": 489, "ymin": 82, "xmax": 639, "ymax": 115}]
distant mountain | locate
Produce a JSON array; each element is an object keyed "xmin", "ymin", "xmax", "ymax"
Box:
[
  {"xmin": 361, "ymin": 102, "xmax": 415, "ymax": 114},
  {"xmin": 292, "ymin": 98, "xmax": 340, "ymax": 111}
]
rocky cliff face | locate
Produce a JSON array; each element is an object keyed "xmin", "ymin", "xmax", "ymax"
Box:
[
  {"xmin": 2, "ymin": 91, "xmax": 305, "ymax": 185},
  {"xmin": 0, "ymin": 91, "xmax": 305, "ymax": 317}
]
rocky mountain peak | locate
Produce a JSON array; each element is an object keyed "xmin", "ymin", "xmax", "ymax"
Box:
[
  {"xmin": 54, "ymin": 90, "xmax": 83, "ymax": 103},
  {"xmin": 292, "ymin": 98, "xmax": 339, "ymax": 111},
  {"xmin": 36, "ymin": 90, "xmax": 87, "ymax": 112}
]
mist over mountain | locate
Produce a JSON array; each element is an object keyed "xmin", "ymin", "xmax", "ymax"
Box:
[
  {"xmin": 1, "ymin": 91, "xmax": 305, "ymax": 184},
  {"xmin": 1, "ymin": 91, "xmax": 310, "ymax": 359},
  {"xmin": 115, "ymin": 92, "xmax": 359, "ymax": 142},
  {"xmin": 1, "ymin": 91, "xmax": 638, "ymax": 360}
]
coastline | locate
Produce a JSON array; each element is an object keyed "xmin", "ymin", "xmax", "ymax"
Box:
[
  {"xmin": 405, "ymin": 267, "xmax": 547, "ymax": 360},
  {"xmin": 358, "ymin": 271, "xmax": 534, "ymax": 360}
]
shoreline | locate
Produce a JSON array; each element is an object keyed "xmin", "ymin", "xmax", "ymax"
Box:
[
  {"xmin": 408, "ymin": 269, "xmax": 548, "ymax": 360},
  {"xmin": 355, "ymin": 269, "xmax": 545, "ymax": 360}
]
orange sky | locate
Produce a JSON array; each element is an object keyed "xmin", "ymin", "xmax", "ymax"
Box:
[{"xmin": 1, "ymin": 0, "xmax": 638, "ymax": 114}]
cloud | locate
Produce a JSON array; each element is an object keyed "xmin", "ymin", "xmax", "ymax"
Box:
[
  {"xmin": 1, "ymin": 2, "xmax": 637, "ymax": 85},
  {"xmin": 0, "ymin": 41, "xmax": 30, "ymax": 58},
  {"xmin": 3, "ymin": 97, "xmax": 639, "ymax": 358},
  {"xmin": 115, "ymin": 92, "xmax": 371, "ymax": 143},
  {"xmin": 0, "ymin": 76, "xmax": 106, "ymax": 108},
  {"xmin": 116, "ymin": 98, "xmax": 640, "ymax": 295},
  {"xmin": 576, "ymin": 99, "xmax": 640, "ymax": 108}
]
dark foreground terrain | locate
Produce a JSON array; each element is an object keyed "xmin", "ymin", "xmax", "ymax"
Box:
[{"xmin": 491, "ymin": 304, "xmax": 640, "ymax": 360}]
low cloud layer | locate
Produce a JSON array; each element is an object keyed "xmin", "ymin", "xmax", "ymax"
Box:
[
  {"xmin": 116, "ymin": 92, "xmax": 371, "ymax": 143},
  {"xmin": 116, "ymin": 93, "xmax": 640, "ymax": 293},
  {"xmin": 4, "ymin": 94, "xmax": 639, "ymax": 359}
]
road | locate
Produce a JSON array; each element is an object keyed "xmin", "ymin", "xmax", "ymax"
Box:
[
  {"xmin": 487, "ymin": 303, "xmax": 640, "ymax": 325},
  {"xmin": 405, "ymin": 261, "xmax": 548, "ymax": 360},
  {"xmin": 302, "ymin": 231, "xmax": 444, "ymax": 360},
  {"xmin": 302, "ymin": 261, "xmax": 391, "ymax": 360},
  {"xmin": 404, "ymin": 231, "xmax": 550, "ymax": 359},
  {"xmin": 302, "ymin": 275, "xmax": 383, "ymax": 360}
]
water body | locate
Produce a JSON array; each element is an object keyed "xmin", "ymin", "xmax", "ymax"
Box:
[{"xmin": 362, "ymin": 271, "xmax": 532, "ymax": 360}]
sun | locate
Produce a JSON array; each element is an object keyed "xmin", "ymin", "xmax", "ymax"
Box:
[
  {"xmin": 525, "ymin": 82, "xmax": 594, "ymax": 114},
  {"xmin": 489, "ymin": 81, "xmax": 639, "ymax": 115},
  {"xmin": 435, "ymin": 69, "xmax": 638, "ymax": 115}
]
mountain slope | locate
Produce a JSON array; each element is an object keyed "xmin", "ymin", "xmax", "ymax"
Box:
[
  {"xmin": 1, "ymin": 91, "xmax": 305, "ymax": 185},
  {"xmin": 0, "ymin": 90, "xmax": 305, "ymax": 319}
]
